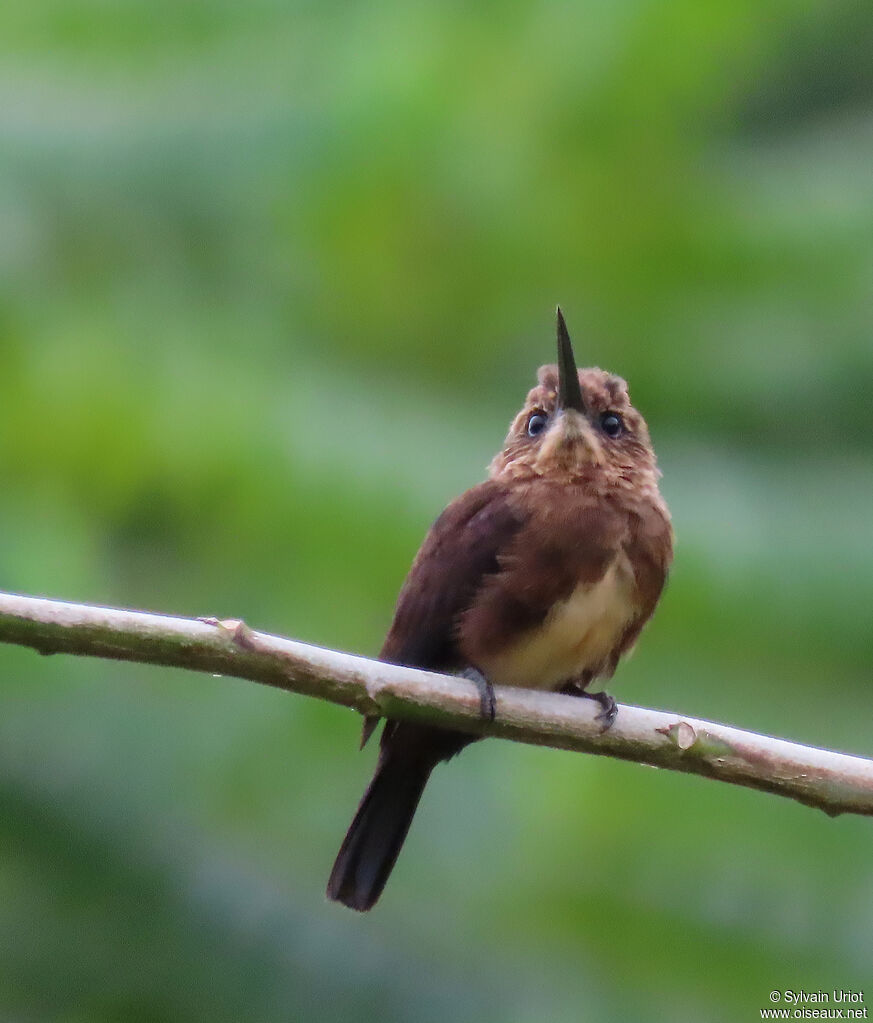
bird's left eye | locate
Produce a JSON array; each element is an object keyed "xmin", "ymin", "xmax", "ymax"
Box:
[
  {"xmin": 600, "ymin": 412, "xmax": 624, "ymax": 438},
  {"xmin": 527, "ymin": 412, "xmax": 548, "ymax": 437}
]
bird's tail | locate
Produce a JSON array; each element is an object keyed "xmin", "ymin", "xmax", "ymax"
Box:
[{"xmin": 326, "ymin": 747, "xmax": 433, "ymax": 912}]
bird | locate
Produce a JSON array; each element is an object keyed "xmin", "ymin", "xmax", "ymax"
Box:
[{"xmin": 327, "ymin": 308, "xmax": 673, "ymax": 911}]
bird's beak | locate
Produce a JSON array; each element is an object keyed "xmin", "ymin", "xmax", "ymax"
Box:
[{"xmin": 556, "ymin": 307, "xmax": 586, "ymax": 415}]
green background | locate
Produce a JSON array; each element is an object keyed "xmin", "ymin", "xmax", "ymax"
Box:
[{"xmin": 1, "ymin": 2, "xmax": 872, "ymax": 1020}]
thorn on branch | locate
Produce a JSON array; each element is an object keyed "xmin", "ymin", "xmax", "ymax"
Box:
[{"xmin": 359, "ymin": 715, "xmax": 380, "ymax": 750}]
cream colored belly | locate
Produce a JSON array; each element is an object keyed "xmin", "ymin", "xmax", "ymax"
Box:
[{"xmin": 478, "ymin": 553, "xmax": 638, "ymax": 689}]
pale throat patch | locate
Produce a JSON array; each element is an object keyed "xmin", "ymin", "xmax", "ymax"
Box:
[{"xmin": 478, "ymin": 552, "xmax": 638, "ymax": 689}]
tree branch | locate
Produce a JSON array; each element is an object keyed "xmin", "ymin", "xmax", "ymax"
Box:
[{"xmin": 0, "ymin": 590, "xmax": 870, "ymax": 818}]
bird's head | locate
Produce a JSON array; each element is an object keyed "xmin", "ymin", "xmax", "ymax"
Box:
[{"xmin": 490, "ymin": 308, "xmax": 660, "ymax": 493}]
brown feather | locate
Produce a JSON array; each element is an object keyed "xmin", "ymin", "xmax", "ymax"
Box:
[
  {"xmin": 380, "ymin": 480, "xmax": 527, "ymax": 671},
  {"xmin": 459, "ymin": 482, "xmax": 625, "ymax": 664}
]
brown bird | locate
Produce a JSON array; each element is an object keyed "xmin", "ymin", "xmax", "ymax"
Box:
[{"xmin": 327, "ymin": 308, "xmax": 673, "ymax": 911}]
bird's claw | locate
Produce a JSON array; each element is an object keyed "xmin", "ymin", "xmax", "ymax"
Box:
[
  {"xmin": 461, "ymin": 667, "xmax": 497, "ymax": 722},
  {"xmin": 585, "ymin": 690, "xmax": 617, "ymax": 732}
]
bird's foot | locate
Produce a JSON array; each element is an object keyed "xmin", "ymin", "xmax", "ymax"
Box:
[
  {"xmin": 461, "ymin": 667, "xmax": 497, "ymax": 722},
  {"xmin": 561, "ymin": 682, "xmax": 617, "ymax": 733},
  {"xmin": 583, "ymin": 689, "xmax": 617, "ymax": 732}
]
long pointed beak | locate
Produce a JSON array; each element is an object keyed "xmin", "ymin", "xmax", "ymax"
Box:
[{"xmin": 556, "ymin": 307, "xmax": 585, "ymax": 414}]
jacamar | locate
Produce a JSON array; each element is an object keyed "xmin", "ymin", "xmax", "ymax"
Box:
[{"xmin": 327, "ymin": 309, "xmax": 673, "ymax": 911}]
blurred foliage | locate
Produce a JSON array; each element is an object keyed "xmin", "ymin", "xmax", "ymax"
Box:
[{"xmin": 0, "ymin": 1, "xmax": 872, "ymax": 1021}]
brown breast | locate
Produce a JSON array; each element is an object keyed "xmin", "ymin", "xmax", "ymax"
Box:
[
  {"xmin": 473, "ymin": 549, "xmax": 640, "ymax": 688},
  {"xmin": 457, "ymin": 480, "xmax": 672, "ymax": 690}
]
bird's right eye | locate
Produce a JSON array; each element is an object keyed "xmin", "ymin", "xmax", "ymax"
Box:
[{"xmin": 527, "ymin": 412, "xmax": 548, "ymax": 437}]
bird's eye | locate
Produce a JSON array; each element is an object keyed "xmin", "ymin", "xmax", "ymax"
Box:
[
  {"xmin": 600, "ymin": 412, "xmax": 624, "ymax": 438},
  {"xmin": 527, "ymin": 412, "xmax": 548, "ymax": 437}
]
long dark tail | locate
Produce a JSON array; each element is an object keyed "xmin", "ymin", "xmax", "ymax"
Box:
[
  {"xmin": 327, "ymin": 722, "xmax": 472, "ymax": 911},
  {"xmin": 326, "ymin": 749, "xmax": 433, "ymax": 911}
]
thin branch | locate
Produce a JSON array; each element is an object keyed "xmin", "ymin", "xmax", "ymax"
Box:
[{"xmin": 0, "ymin": 590, "xmax": 870, "ymax": 818}]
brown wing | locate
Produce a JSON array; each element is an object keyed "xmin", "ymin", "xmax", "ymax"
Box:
[
  {"xmin": 607, "ymin": 504, "xmax": 674, "ymax": 671},
  {"xmin": 380, "ymin": 481, "xmax": 527, "ymax": 672}
]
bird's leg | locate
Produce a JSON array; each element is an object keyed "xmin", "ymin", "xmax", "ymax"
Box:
[
  {"xmin": 460, "ymin": 666, "xmax": 497, "ymax": 722},
  {"xmin": 560, "ymin": 675, "xmax": 617, "ymax": 732}
]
